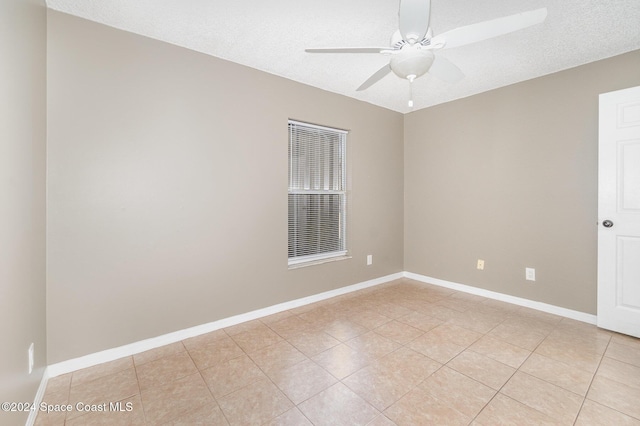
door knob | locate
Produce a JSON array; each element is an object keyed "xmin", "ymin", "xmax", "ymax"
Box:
[{"xmin": 603, "ymin": 220, "xmax": 614, "ymax": 228}]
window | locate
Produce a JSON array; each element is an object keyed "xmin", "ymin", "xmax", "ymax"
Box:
[{"xmin": 288, "ymin": 120, "xmax": 347, "ymax": 266}]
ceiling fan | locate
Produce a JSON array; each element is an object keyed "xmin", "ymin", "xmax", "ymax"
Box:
[{"xmin": 305, "ymin": 0, "xmax": 547, "ymax": 107}]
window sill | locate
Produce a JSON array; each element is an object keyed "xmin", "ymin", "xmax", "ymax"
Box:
[{"xmin": 288, "ymin": 255, "xmax": 351, "ymax": 270}]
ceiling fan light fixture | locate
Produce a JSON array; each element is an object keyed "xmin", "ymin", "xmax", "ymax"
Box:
[{"xmin": 390, "ymin": 46, "xmax": 435, "ymax": 80}]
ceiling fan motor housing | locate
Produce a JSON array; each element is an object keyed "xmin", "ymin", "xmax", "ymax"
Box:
[{"xmin": 390, "ymin": 45, "xmax": 435, "ymax": 80}]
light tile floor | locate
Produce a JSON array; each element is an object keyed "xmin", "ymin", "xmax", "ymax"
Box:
[{"xmin": 35, "ymin": 278, "xmax": 640, "ymax": 425}]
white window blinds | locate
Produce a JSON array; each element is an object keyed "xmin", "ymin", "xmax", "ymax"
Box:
[{"xmin": 288, "ymin": 120, "xmax": 347, "ymax": 265}]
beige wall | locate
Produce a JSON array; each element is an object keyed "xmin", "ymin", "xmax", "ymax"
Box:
[
  {"xmin": 0, "ymin": 0, "xmax": 47, "ymax": 424},
  {"xmin": 404, "ymin": 51, "xmax": 640, "ymax": 315},
  {"xmin": 46, "ymin": 11, "xmax": 404, "ymax": 363}
]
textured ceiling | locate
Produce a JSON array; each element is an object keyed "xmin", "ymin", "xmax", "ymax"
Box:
[{"xmin": 46, "ymin": 0, "xmax": 640, "ymax": 113}]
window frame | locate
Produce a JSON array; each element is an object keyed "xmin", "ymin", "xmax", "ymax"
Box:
[{"xmin": 288, "ymin": 119, "xmax": 348, "ymax": 267}]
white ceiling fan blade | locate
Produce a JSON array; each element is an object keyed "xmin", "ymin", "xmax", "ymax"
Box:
[
  {"xmin": 428, "ymin": 55, "xmax": 464, "ymax": 83},
  {"xmin": 357, "ymin": 64, "xmax": 392, "ymax": 91},
  {"xmin": 399, "ymin": 0, "xmax": 431, "ymax": 43},
  {"xmin": 305, "ymin": 47, "xmax": 389, "ymax": 54},
  {"xmin": 432, "ymin": 8, "xmax": 547, "ymax": 49}
]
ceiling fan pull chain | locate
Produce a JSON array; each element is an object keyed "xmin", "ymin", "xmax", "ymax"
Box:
[{"xmin": 408, "ymin": 74, "xmax": 415, "ymax": 108}]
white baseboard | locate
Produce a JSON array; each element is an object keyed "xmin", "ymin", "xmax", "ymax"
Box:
[
  {"xmin": 25, "ymin": 367, "xmax": 49, "ymax": 426},
  {"xmin": 404, "ymin": 271, "xmax": 597, "ymax": 325},
  {"xmin": 47, "ymin": 272, "xmax": 403, "ymax": 378},
  {"xmin": 46, "ymin": 270, "xmax": 598, "ymax": 379}
]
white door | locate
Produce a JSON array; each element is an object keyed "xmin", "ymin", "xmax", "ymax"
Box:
[{"xmin": 598, "ymin": 85, "xmax": 640, "ymax": 338}]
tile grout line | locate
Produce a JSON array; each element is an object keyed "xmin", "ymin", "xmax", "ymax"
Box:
[
  {"xmin": 571, "ymin": 334, "xmax": 612, "ymax": 426},
  {"xmin": 186, "ymin": 337, "xmax": 235, "ymax": 426},
  {"xmin": 231, "ymin": 316, "xmax": 317, "ymax": 424},
  {"xmin": 130, "ymin": 355, "xmax": 149, "ymax": 425},
  {"xmin": 495, "ymin": 320, "xmax": 571, "ymax": 423},
  {"xmin": 443, "ymin": 305, "xmax": 593, "ymax": 424},
  {"xmin": 475, "ymin": 317, "xmax": 600, "ymax": 425},
  {"xmin": 446, "ymin": 307, "xmax": 518, "ymax": 425}
]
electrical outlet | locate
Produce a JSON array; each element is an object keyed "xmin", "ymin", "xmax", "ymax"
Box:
[
  {"xmin": 526, "ymin": 268, "xmax": 536, "ymax": 281},
  {"xmin": 28, "ymin": 343, "xmax": 34, "ymax": 374},
  {"xmin": 477, "ymin": 259, "xmax": 485, "ymax": 270},
  {"xmin": 367, "ymin": 255, "xmax": 373, "ymax": 266}
]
